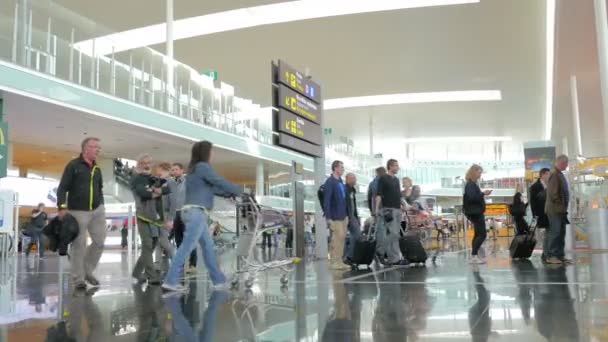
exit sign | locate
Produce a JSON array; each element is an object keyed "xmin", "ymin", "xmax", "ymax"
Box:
[{"xmin": 202, "ymin": 71, "xmax": 218, "ymax": 81}]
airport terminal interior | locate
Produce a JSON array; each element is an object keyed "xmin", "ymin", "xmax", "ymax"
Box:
[{"xmin": 1, "ymin": 0, "xmax": 608, "ymax": 341}]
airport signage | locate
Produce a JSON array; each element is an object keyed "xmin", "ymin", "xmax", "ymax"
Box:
[
  {"xmin": 276, "ymin": 60, "xmax": 322, "ymax": 104},
  {"xmin": 277, "ymin": 84, "xmax": 322, "ymax": 124},
  {"xmin": 275, "ymin": 109, "xmax": 322, "ymax": 145},
  {"xmin": 276, "ymin": 133, "xmax": 322, "ymax": 157}
]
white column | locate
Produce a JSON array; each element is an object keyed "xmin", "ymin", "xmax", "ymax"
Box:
[
  {"xmin": 256, "ymin": 160, "xmax": 264, "ymax": 197},
  {"xmin": 594, "ymin": 0, "xmax": 608, "ymax": 153},
  {"xmin": 166, "ymin": 0, "xmax": 174, "ymax": 114},
  {"xmin": 570, "ymin": 75, "xmax": 583, "ymax": 156},
  {"xmin": 369, "ymin": 111, "xmax": 374, "ymax": 155}
]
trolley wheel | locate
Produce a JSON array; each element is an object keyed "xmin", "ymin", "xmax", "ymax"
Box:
[
  {"xmin": 280, "ymin": 275, "xmax": 289, "ymax": 285},
  {"xmin": 245, "ymin": 279, "xmax": 254, "ymax": 288}
]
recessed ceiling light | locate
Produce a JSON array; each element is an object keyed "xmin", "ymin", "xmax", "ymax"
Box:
[
  {"xmin": 75, "ymin": 0, "xmax": 480, "ymax": 55},
  {"xmin": 324, "ymin": 90, "xmax": 502, "ymax": 110}
]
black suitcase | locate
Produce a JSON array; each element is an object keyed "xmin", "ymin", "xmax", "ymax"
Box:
[
  {"xmin": 399, "ymin": 233, "xmax": 427, "ymax": 265},
  {"xmin": 350, "ymin": 237, "xmax": 376, "ymax": 269},
  {"xmin": 509, "ymin": 218, "xmax": 537, "ymax": 259}
]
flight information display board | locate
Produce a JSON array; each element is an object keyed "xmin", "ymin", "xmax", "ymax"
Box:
[
  {"xmin": 276, "ymin": 60, "xmax": 322, "ymax": 104},
  {"xmin": 271, "ymin": 60, "xmax": 323, "ymax": 157},
  {"xmin": 275, "ymin": 109, "xmax": 322, "ymax": 145},
  {"xmin": 277, "ymin": 85, "xmax": 322, "ymax": 124}
]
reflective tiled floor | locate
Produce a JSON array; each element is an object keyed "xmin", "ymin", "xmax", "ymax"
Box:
[{"xmin": 1, "ymin": 237, "xmax": 607, "ymax": 341}]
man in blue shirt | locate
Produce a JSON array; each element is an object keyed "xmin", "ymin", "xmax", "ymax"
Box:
[{"xmin": 323, "ymin": 160, "xmax": 350, "ymax": 270}]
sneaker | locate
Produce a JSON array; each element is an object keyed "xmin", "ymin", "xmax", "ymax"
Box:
[
  {"xmin": 330, "ymin": 262, "xmax": 351, "ymax": 270},
  {"xmin": 560, "ymin": 257, "xmax": 574, "ymax": 264},
  {"xmin": 85, "ymin": 274, "xmax": 100, "ymax": 288},
  {"xmin": 74, "ymin": 281, "xmax": 87, "ymax": 291},
  {"xmin": 161, "ymin": 283, "xmax": 188, "ymax": 293},
  {"xmin": 391, "ymin": 259, "xmax": 410, "ymax": 267},
  {"xmin": 185, "ymin": 266, "xmax": 197, "ymax": 274},
  {"xmin": 212, "ymin": 282, "xmax": 231, "ymax": 291},
  {"xmin": 469, "ymin": 256, "xmax": 486, "ymax": 265},
  {"xmin": 546, "ymin": 257, "xmax": 563, "ymax": 265}
]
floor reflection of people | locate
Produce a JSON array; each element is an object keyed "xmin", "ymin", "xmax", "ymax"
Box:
[
  {"xmin": 26, "ymin": 260, "xmax": 46, "ymax": 313},
  {"xmin": 133, "ymin": 284, "xmax": 171, "ymax": 341},
  {"xmin": 511, "ymin": 260, "xmax": 537, "ymax": 325},
  {"xmin": 372, "ymin": 270, "xmax": 407, "ymax": 342},
  {"xmin": 402, "ymin": 268, "xmax": 433, "ymax": 340},
  {"xmin": 535, "ymin": 265, "xmax": 579, "ymax": 341},
  {"xmin": 469, "ymin": 270, "xmax": 491, "ymax": 342},
  {"xmin": 165, "ymin": 289, "xmax": 231, "ymax": 342},
  {"xmin": 64, "ymin": 290, "xmax": 107, "ymax": 342},
  {"xmin": 322, "ymin": 271, "xmax": 355, "ymax": 341}
]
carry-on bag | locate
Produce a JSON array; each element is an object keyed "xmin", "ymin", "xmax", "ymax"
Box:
[
  {"xmin": 399, "ymin": 231, "xmax": 427, "ymax": 265},
  {"xmin": 509, "ymin": 218, "xmax": 538, "ymax": 259},
  {"xmin": 350, "ymin": 237, "xmax": 377, "ymax": 269}
]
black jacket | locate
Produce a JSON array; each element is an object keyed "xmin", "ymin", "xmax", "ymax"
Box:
[
  {"xmin": 463, "ymin": 181, "xmax": 486, "ymax": 217},
  {"xmin": 57, "ymin": 155, "xmax": 104, "ymax": 211},
  {"xmin": 346, "ymin": 184, "xmax": 359, "ymax": 220},
  {"xmin": 529, "ymin": 180, "xmax": 549, "ymax": 228},
  {"xmin": 42, "ymin": 214, "xmax": 79, "ymax": 256}
]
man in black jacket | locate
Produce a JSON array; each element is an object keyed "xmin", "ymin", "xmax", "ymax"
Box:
[
  {"xmin": 530, "ymin": 168, "xmax": 550, "ymax": 260},
  {"xmin": 57, "ymin": 137, "xmax": 105, "ymax": 290},
  {"xmin": 344, "ymin": 173, "xmax": 361, "ymax": 263}
]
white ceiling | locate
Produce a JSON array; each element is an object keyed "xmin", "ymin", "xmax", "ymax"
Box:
[
  {"xmin": 553, "ymin": 0, "xmax": 606, "ymax": 157},
  {"xmin": 51, "ymin": 0, "xmax": 548, "ymax": 151},
  {"xmin": 1, "ymin": 91, "xmax": 292, "ymax": 183}
]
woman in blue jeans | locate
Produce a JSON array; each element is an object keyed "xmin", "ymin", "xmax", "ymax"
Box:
[{"xmin": 162, "ymin": 141, "xmax": 242, "ymax": 292}]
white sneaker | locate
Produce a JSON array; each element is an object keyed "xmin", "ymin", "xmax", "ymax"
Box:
[
  {"xmin": 185, "ymin": 266, "xmax": 197, "ymax": 274},
  {"xmin": 469, "ymin": 256, "xmax": 486, "ymax": 265},
  {"xmin": 161, "ymin": 283, "xmax": 188, "ymax": 293},
  {"xmin": 212, "ymin": 282, "xmax": 231, "ymax": 291}
]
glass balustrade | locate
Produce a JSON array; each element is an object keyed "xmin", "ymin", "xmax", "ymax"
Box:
[{"xmin": 0, "ymin": 0, "xmax": 374, "ymax": 175}]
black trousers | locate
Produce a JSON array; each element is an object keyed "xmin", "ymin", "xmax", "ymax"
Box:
[
  {"xmin": 468, "ymin": 215, "xmax": 487, "ymax": 256},
  {"xmin": 173, "ymin": 211, "xmax": 197, "ymax": 267}
]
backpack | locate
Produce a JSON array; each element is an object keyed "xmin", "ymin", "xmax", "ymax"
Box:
[{"xmin": 317, "ymin": 184, "xmax": 325, "ymax": 208}]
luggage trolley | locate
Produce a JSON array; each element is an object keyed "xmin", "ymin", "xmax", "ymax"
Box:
[{"xmin": 232, "ymin": 195, "xmax": 301, "ymax": 289}]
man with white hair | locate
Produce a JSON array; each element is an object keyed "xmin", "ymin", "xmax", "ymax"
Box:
[
  {"xmin": 130, "ymin": 153, "xmax": 169, "ymax": 285},
  {"xmin": 544, "ymin": 154, "xmax": 571, "ymax": 265}
]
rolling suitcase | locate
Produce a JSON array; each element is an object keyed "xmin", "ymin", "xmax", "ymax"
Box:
[
  {"xmin": 399, "ymin": 232, "xmax": 427, "ymax": 265},
  {"xmin": 509, "ymin": 218, "xmax": 537, "ymax": 259},
  {"xmin": 350, "ymin": 235, "xmax": 377, "ymax": 269}
]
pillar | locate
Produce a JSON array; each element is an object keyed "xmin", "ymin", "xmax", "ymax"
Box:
[
  {"xmin": 368, "ymin": 111, "xmax": 374, "ymax": 155},
  {"xmin": 594, "ymin": 0, "xmax": 608, "ymax": 154},
  {"xmin": 255, "ymin": 160, "xmax": 264, "ymax": 197},
  {"xmin": 166, "ymin": 0, "xmax": 175, "ymax": 114},
  {"xmin": 570, "ymin": 75, "xmax": 583, "ymax": 156}
]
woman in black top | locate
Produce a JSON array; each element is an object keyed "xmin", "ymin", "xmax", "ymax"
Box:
[{"xmin": 463, "ymin": 165, "xmax": 492, "ymax": 264}]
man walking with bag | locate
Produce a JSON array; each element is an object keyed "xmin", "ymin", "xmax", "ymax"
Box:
[{"xmin": 57, "ymin": 137, "xmax": 106, "ymax": 290}]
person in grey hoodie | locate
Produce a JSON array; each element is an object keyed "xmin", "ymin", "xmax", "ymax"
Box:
[
  {"xmin": 167, "ymin": 162, "xmax": 197, "ymax": 270},
  {"xmin": 131, "ymin": 154, "xmax": 169, "ymax": 285}
]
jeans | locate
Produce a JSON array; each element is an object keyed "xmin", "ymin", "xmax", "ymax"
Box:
[
  {"xmin": 174, "ymin": 211, "xmax": 197, "ymax": 267},
  {"xmin": 164, "ymin": 207, "xmax": 226, "ymax": 286},
  {"xmin": 468, "ymin": 215, "xmax": 487, "ymax": 256},
  {"xmin": 377, "ymin": 209, "xmax": 402, "ymax": 264},
  {"xmin": 25, "ymin": 232, "xmax": 44, "ymax": 257},
  {"xmin": 546, "ymin": 214, "xmax": 567, "ymax": 258},
  {"xmin": 344, "ymin": 217, "xmax": 361, "ymax": 260}
]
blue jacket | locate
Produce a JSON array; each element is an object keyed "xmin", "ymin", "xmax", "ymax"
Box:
[
  {"xmin": 323, "ymin": 175, "xmax": 347, "ymax": 221},
  {"xmin": 185, "ymin": 162, "xmax": 242, "ymax": 210}
]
